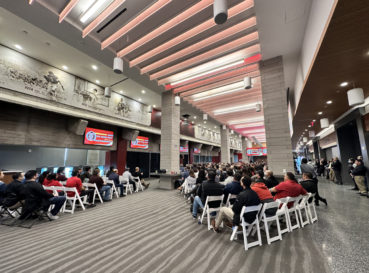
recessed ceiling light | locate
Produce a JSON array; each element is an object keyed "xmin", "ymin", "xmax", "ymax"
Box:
[
  {"xmin": 138, "ymin": 98, "xmax": 142, "ymax": 102},
  {"xmin": 194, "ymin": 116, "xmax": 197, "ymax": 119},
  {"xmin": 326, "ymin": 100, "xmax": 332, "ymax": 104},
  {"xmin": 305, "ymin": 129, "xmax": 308, "ymax": 131},
  {"xmin": 15, "ymin": 44, "xmax": 22, "ymax": 50},
  {"xmin": 62, "ymin": 65, "xmax": 68, "ymax": 70},
  {"xmin": 153, "ymin": 105, "xmax": 156, "ymax": 108},
  {"xmin": 141, "ymin": 90, "xmax": 146, "ymax": 94},
  {"xmin": 96, "ymin": 80, "xmax": 100, "ymax": 84},
  {"xmin": 340, "ymin": 82, "xmax": 348, "ymax": 87},
  {"xmin": 214, "ymin": 126, "xmax": 217, "ymax": 128},
  {"xmin": 120, "ymin": 90, "xmax": 123, "ymax": 94},
  {"xmin": 92, "ymin": 65, "xmax": 98, "ymax": 70},
  {"xmin": 308, "ymin": 125, "xmax": 311, "ymax": 128},
  {"xmin": 318, "ymin": 112, "xmax": 323, "ymax": 115},
  {"xmin": 313, "ymin": 119, "xmax": 316, "ymax": 122},
  {"xmin": 204, "ymin": 121, "xmax": 207, "ymax": 124}
]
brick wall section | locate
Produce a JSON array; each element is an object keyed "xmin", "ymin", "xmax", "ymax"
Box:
[
  {"xmin": 260, "ymin": 56, "xmax": 294, "ymax": 175},
  {"xmin": 160, "ymin": 92, "xmax": 180, "ymax": 172},
  {"xmin": 220, "ymin": 128, "xmax": 230, "ymax": 163}
]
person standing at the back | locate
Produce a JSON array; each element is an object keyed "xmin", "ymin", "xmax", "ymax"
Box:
[{"xmin": 332, "ymin": 157, "xmax": 342, "ymax": 185}]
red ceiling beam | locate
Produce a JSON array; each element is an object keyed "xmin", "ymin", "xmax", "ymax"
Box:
[{"xmin": 59, "ymin": 0, "xmax": 80, "ymax": 23}]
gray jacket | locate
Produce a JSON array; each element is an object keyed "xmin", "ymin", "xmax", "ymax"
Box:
[{"xmin": 300, "ymin": 163, "xmax": 317, "ymax": 178}]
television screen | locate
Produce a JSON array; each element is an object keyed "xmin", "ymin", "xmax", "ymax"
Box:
[
  {"xmin": 97, "ymin": 165, "xmax": 104, "ymax": 175},
  {"xmin": 246, "ymin": 147, "xmax": 267, "ymax": 156},
  {"xmin": 64, "ymin": 166, "xmax": 73, "ymax": 178},
  {"xmin": 53, "ymin": 167, "xmax": 58, "ymax": 173},
  {"xmin": 180, "ymin": 146, "xmax": 189, "ymax": 153},
  {"xmin": 131, "ymin": 136, "xmax": 149, "ymax": 149},
  {"xmin": 40, "ymin": 167, "xmax": 48, "ymax": 174},
  {"xmin": 194, "ymin": 148, "xmax": 201, "ymax": 154},
  {"xmin": 84, "ymin": 127, "xmax": 114, "ymax": 146}
]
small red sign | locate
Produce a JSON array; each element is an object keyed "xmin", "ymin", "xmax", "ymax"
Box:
[
  {"xmin": 84, "ymin": 128, "xmax": 114, "ymax": 146},
  {"xmin": 131, "ymin": 136, "xmax": 149, "ymax": 149}
]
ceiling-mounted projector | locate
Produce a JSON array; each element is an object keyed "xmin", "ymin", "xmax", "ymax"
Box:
[{"xmin": 244, "ymin": 76, "xmax": 252, "ymax": 89}]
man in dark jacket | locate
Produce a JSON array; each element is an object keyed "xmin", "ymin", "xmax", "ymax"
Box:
[
  {"xmin": 300, "ymin": 172, "xmax": 327, "ymax": 205},
  {"xmin": 223, "ymin": 172, "xmax": 243, "ymax": 205},
  {"xmin": 212, "ymin": 176, "xmax": 260, "ymax": 232},
  {"xmin": 21, "ymin": 170, "xmax": 66, "ymax": 220},
  {"xmin": 108, "ymin": 168, "xmax": 124, "ymax": 197},
  {"xmin": 3, "ymin": 173, "xmax": 25, "ymax": 208},
  {"xmin": 332, "ymin": 157, "xmax": 342, "ymax": 185},
  {"xmin": 192, "ymin": 171, "xmax": 224, "ymax": 219},
  {"xmin": 264, "ymin": 170, "xmax": 279, "ymax": 189},
  {"xmin": 351, "ymin": 159, "xmax": 367, "ymax": 195}
]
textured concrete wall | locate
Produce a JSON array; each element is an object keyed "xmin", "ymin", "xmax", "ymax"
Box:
[
  {"xmin": 242, "ymin": 137, "xmax": 249, "ymax": 163},
  {"xmin": 160, "ymin": 92, "xmax": 180, "ymax": 173},
  {"xmin": 260, "ymin": 56, "xmax": 294, "ymax": 175},
  {"xmin": 220, "ymin": 128, "xmax": 230, "ymax": 163}
]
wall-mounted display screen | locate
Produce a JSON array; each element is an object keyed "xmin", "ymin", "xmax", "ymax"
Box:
[
  {"xmin": 131, "ymin": 136, "xmax": 149, "ymax": 149},
  {"xmin": 64, "ymin": 166, "xmax": 73, "ymax": 178},
  {"xmin": 53, "ymin": 167, "xmax": 59, "ymax": 174},
  {"xmin": 194, "ymin": 148, "xmax": 201, "ymax": 154},
  {"xmin": 180, "ymin": 146, "xmax": 189, "ymax": 153},
  {"xmin": 84, "ymin": 127, "xmax": 114, "ymax": 146},
  {"xmin": 246, "ymin": 147, "xmax": 267, "ymax": 156}
]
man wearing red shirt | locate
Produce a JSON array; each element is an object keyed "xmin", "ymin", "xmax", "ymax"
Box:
[
  {"xmin": 271, "ymin": 172, "xmax": 307, "ymax": 208},
  {"xmin": 66, "ymin": 170, "xmax": 95, "ymax": 207},
  {"xmin": 251, "ymin": 176, "xmax": 277, "ymax": 216},
  {"xmin": 43, "ymin": 173, "xmax": 63, "ymax": 195}
]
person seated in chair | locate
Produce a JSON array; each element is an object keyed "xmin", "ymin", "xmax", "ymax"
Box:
[
  {"xmin": 222, "ymin": 172, "xmax": 243, "ymax": 205},
  {"xmin": 89, "ymin": 168, "xmax": 111, "ymax": 201},
  {"xmin": 56, "ymin": 167, "xmax": 67, "ymax": 182},
  {"xmin": 251, "ymin": 176, "xmax": 277, "ymax": 216},
  {"xmin": 66, "ymin": 171, "xmax": 95, "ymax": 207},
  {"xmin": 3, "ymin": 172, "xmax": 25, "ymax": 209},
  {"xmin": 122, "ymin": 168, "xmax": 137, "ymax": 192},
  {"xmin": 192, "ymin": 170, "xmax": 224, "ymax": 220},
  {"xmin": 0, "ymin": 171, "xmax": 7, "ymax": 205},
  {"xmin": 43, "ymin": 173, "xmax": 64, "ymax": 196},
  {"xmin": 108, "ymin": 169, "xmax": 124, "ymax": 197},
  {"xmin": 264, "ymin": 170, "xmax": 279, "ymax": 189},
  {"xmin": 133, "ymin": 167, "xmax": 150, "ymax": 189},
  {"xmin": 80, "ymin": 166, "xmax": 92, "ymax": 183},
  {"xmin": 300, "ymin": 172, "xmax": 327, "ymax": 206},
  {"xmin": 21, "ymin": 170, "xmax": 66, "ymax": 220},
  {"xmin": 212, "ymin": 176, "xmax": 260, "ymax": 232}
]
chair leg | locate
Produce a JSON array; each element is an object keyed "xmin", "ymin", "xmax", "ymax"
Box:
[
  {"xmin": 207, "ymin": 210, "xmax": 211, "ymax": 230},
  {"xmin": 200, "ymin": 206, "xmax": 207, "ymax": 224},
  {"xmin": 276, "ymin": 216, "xmax": 282, "ymax": 241},
  {"xmin": 264, "ymin": 219, "xmax": 271, "ymax": 245},
  {"xmin": 242, "ymin": 224, "xmax": 248, "ymax": 251}
]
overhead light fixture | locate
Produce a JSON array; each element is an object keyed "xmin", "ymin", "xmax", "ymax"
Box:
[
  {"xmin": 318, "ymin": 112, "xmax": 323, "ymax": 115},
  {"xmin": 141, "ymin": 90, "xmax": 146, "ymax": 94},
  {"xmin": 340, "ymin": 82, "xmax": 348, "ymax": 87},
  {"xmin": 308, "ymin": 125, "xmax": 311, "ymax": 128},
  {"xmin": 320, "ymin": 118, "xmax": 329, "ymax": 129},
  {"xmin": 347, "ymin": 88, "xmax": 364, "ymax": 106},
  {"xmin": 222, "ymin": 125, "xmax": 226, "ymax": 130},
  {"xmin": 313, "ymin": 119, "xmax": 316, "ymax": 122},
  {"xmin": 204, "ymin": 121, "xmax": 207, "ymax": 124},
  {"xmin": 230, "ymin": 130, "xmax": 234, "ymax": 134},
  {"xmin": 214, "ymin": 126, "xmax": 217, "ymax": 128},
  {"xmin": 233, "ymin": 122, "xmax": 264, "ymax": 129},
  {"xmin": 15, "ymin": 44, "xmax": 22, "ymax": 50},
  {"xmin": 255, "ymin": 103, "xmax": 261, "ymax": 112},
  {"xmin": 228, "ymin": 117, "xmax": 264, "ymax": 125},
  {"xmin": 203, "ymin": 113, "xmax": 208, "ymax": 120},
  {"xmin": 147, "ymin": 105, "xmax": 153, "ymax": 113},
  {"xmin": 213, "ymin": 103, "xmax": 259, "ymax": 115},
  {"xmin": 80, "ymin": 0, "xmax": 108, "ymax": 23},
  {"xmin": 62, "ymin": 65, "xmax": 68, "ymax": 70},
  {"xmin": 213, "ymin": 0, "xmax": 228, "ymax": 24},
  {"xmin": 92, "ymin": 65, "xmax": 98, "ymax": 70},
  {"xmin": 243, "ymin": 76, "xmax": 252, "ymax": 89},
  {"xmin": 194, "ymin": 116, "xmax": 197, "ymax": 119},
  {"xmin": 138, "ymin": 98, "xmax": 142, "ymax": 102},
  {"xmin": 104, "ymin": 87, "xmax": 111, "ymax": 98},
  {"xmin": 120, "ymin": 90, "xmax": 123, "ymax": 94},
  {"xmin": 96, "ymin": 80, "xmax": 100, "ymax": 84},
  {"xmin": 113, "ymin": 57, "xmax": 123, "ymax": 74},
  {"xmin": 326, "ymin": 100, "xmax": 332, "ymax": 104},
  {"xmin": 175, "ymin": 95, "xmax": 180, "ymax": 105}
]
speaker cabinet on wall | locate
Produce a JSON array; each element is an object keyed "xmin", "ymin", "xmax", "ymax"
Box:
[
  {"xmin": 121, "ymin": 129, "xmax": 139, "ymax": 141},
  {"xmin": 68, "ymin": 119, "xmax": 88, "ymax": 135}
]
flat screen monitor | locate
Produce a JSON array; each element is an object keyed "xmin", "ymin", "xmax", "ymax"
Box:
[
  {"xmin": 131, "ymin": 136, "xmax": 149, "ymax": 149},
  {"xmin": 40, "ymin": 167, "xmax": 48, "ymax": 174},
  {"xmin": 194, "ymin": 148, "xmax": 201, "ymax": 154},
  {"xmin": 97, "ymin": 165, "xmax": 104, "ymax": 175},
  {"xmin": 64, "ymin": 166, "xmax": 73, "ymax": 178},
  {"xmin": 53, "ymin": 167, "xmax": 58, "ymax": 174},
  {"xmin": 84, "ymin": 127, "xmax": 114, "ymax": 146},
  {"xmin": 180, "ymin": 146, "xmax": 189, "ymax": 153},
  {"xmin": 246, "ymin": 147, "xmax": 267, "ymax": 156}
]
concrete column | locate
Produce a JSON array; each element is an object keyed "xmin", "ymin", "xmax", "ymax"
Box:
[
  {"xmin": 242, "ymin": 137, "xmax": 249, "ymax": 163},
  {"xmin": 160, "ymin": 91, "xmax": 180, "ymax": 173},
  {"xmin": 220, "ymin": 127, "xmax": 230, "ymax": 163},
  {"xmin": 260, "ymin": 56, "xmax": 294, "ymax": 175}
]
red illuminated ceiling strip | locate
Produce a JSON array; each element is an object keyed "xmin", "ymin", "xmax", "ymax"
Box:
[
  {"xmin": 129, "ymin": 0, "xmax": 254, "ymax": 68},
  {"xmin": 59, "ymin": 0, "xmax": 80, "ymax": 23},
  {"xmin": 116, "ymin": 0, "xmax": 214, "ymax": 57},
  {"xmin": 83, "ymin": 0, "xmax": 126, "ymax": 38},
  {"xmin": 172, "ymin": 63, "xmax": 260, "ymax": 94},
  {"xmin": 150, "ymin": 42, "xmax": 260, "ymax": 81},
  {"xmin": 101, "ymin": 0, "xmax": 172, "ymax": 49},
  {"xmin": 178, "ymin": 71, "xmax": 260, "ymax": 97},
  {"xmin": 140, "ymin": 20, "xmax": 257, "ymax": 74}
]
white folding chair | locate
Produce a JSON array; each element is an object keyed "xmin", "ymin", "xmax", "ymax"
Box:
[
  {"xmin": 133, "ymin": 176, "xmax": 144, "ymax": 192},
  {"xmin": 230, "ymin": 204, "xmax": 263, "ymax": 251},
  {"xmin": 106, "ymin": 180, "xmax": 120, "ymax": 198},
  {"xmin": 225, "ymin": 194, "xmax": 238, "ymax": 207},
  {"xmin": 275, "ymin": 197, "xmax": 291, "ymax": 234},
  {"xmin": 120, "ymin": 177, "xmax": 133, "ymax": 195},
  {"xmin": 297, "ymin": 194, "xmax": 310, "ymax": 227},
  {"xmin": 285, "ymin": 196, "xmax": 302, "ymax": 231},
  {"xmin": 83, "ymin": 183, "xmax": 103, "ymax": 204},
  {"xmin": 259, "ymin": 201, "xmax": 282, "ymax": 244},
  {"xmin": 307, "ymin": 193, "xmax": 318, "ymax": 223},
  {"xmin": 200, "ymin": 195, "xmax": 224, "ymax": 230},
  {"xmin": 58, "ymin": 187, "xmax": 85, "ymax": 214}
]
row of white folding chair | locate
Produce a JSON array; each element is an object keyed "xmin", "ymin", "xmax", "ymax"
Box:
[
  {"xmin": 225, "ymin": 194, "xmax": 238, "ymax": 208},
  {"xmin": 43, "ymin": 185, "xmax": 85, "ymax": 214},
  {"xmin": 105, "ymin": 180, "xmax": 120, "ymax": 199},
  {"xmin": 133, "ymin": 176, "xmax": 144, "ymax": 192},
  {"xmin": 200, "ymin": 195, "xmax": 224, "ymax": 230},
  {"xmin": 82, "ymin": 183, "xmax": 103, "ymax": 204},
  {"xmin": 119, "ymin": 176, "xmax": 133, "ymax": 195}
]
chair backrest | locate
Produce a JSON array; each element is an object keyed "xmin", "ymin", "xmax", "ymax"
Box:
[
  {"xmin": 240, "ymin": 204, "xmax": 263, "ymax": 225},
  {"xmin": 83, "ymin": 183, "xmax": 97, "ymax": 190},
  {"xmin": 226, "ymin": 194, "xmax": 238, "ymax": 206},
  {"xmin": 260, "ymin": 201, "xmax": 279, "ymax": 213},
  {"xmin": 119, "ymin": 176, "xmax": 128, "ymax": 183},
  {"xmin": 204, "ymin": 195, "xmax": 224, "ymax": 210},
  {"xmin": 288, "ymin": 195, "xmax": 302, "ymax": 209},
  {"xmin": 276, "ymin": 197, "xmax": 290, "ymax": 212},
  {"xmin": 106, "ymin": 180, "xmax": 114, "ymax": 185}
]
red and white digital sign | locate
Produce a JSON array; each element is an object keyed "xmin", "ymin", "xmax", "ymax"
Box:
[
  {"xmin": 131, "ymin": 136, "xmax": 149, "ymax": 149},
  {"xmin": 180, "ymin": 146, "xmax": 189, "ymax": 153},
  {"xmin": 246, "ymin": 147, "xmax": 267, "ymax": 156},
  {"xmin": 193, "ymin": 148, "xmax": 201, "ymax": 154},
  {"xmin": 84, "ymin": 128, "xmax": 114, "ymax": 146}
]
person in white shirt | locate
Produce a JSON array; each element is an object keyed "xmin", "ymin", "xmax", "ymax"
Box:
[
  {"xmin": 179, "ymin": 170, "xmax": 197, "ymax": 195},
  {"xmin": 122, "ymin": 168, "xmax": 137, "ymax": 192},
  {"xmin": 221, "ymin": 170, "xmax": 234, "ymax": 185}
]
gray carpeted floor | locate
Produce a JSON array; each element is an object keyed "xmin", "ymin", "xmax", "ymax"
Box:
[{"xmin": 0, "ymin": 179, "xmax": 367, "ymax": 273}]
